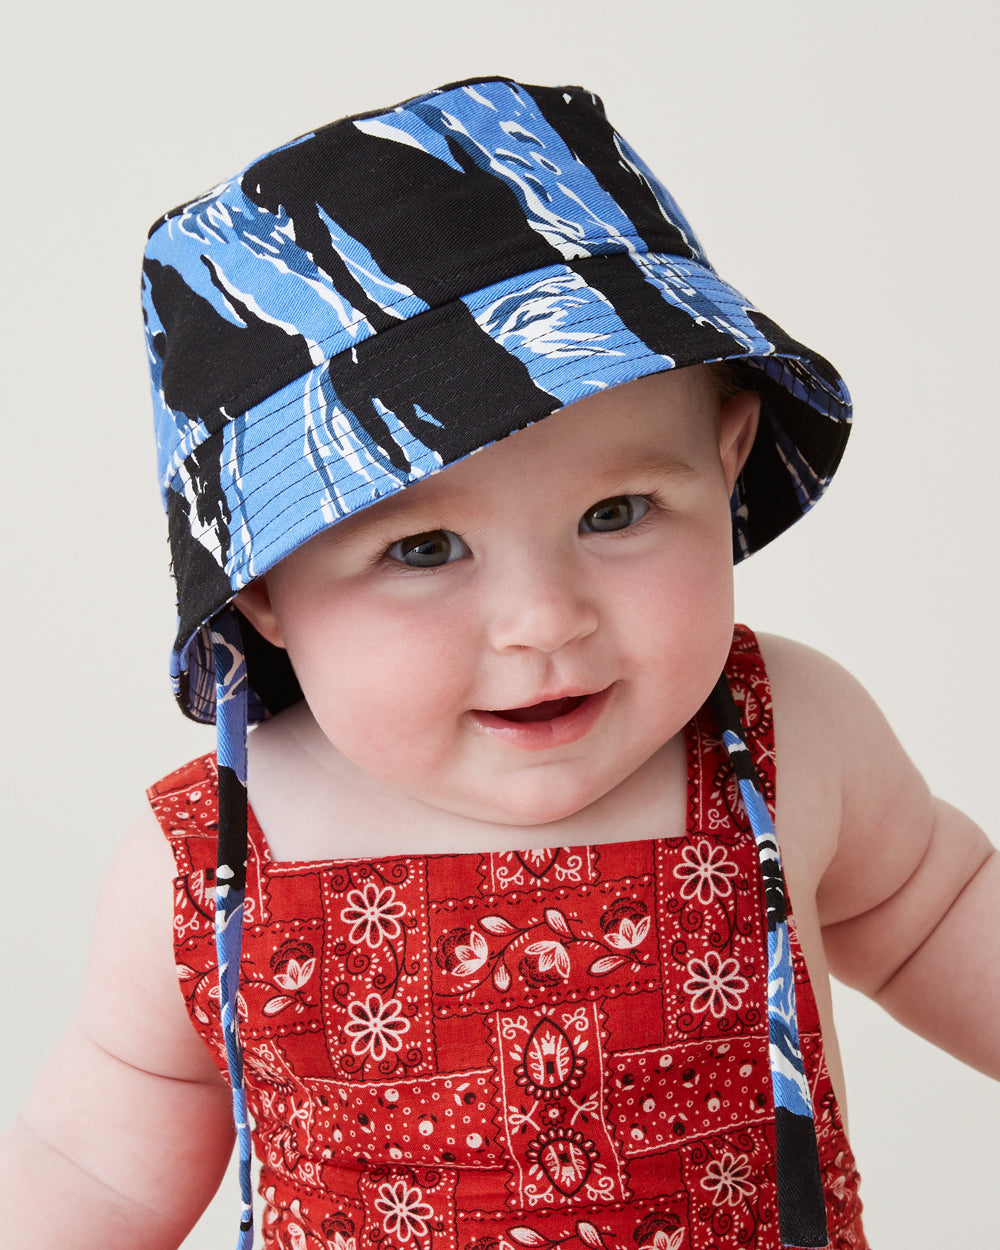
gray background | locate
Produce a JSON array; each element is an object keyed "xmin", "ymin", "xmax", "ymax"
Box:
[{"xmin": 2, "ymin": 2, "xmax": 997, "ymax": 1245}]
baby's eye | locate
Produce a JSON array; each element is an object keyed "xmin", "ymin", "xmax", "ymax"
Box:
[
  {"xmin": 385, "ymin": 530, "xmax": 470, "ymax": 568},
  {"xmin": 579, "ymin": 495, "xmax": 650, "ymax": 533}
]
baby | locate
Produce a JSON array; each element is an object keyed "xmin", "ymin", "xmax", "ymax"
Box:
[{"xmin": 3, "ymin": 77, "xmax": 996, "ymax": 1250}]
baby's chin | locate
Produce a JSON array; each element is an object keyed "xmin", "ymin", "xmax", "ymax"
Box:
[
  {"xmin": 403, "ymin": 783, "xmax": 599, "ymax": 832},
  {"xmin": 399, "ymin": 750, "xmax": 670, "ymax": 837}
]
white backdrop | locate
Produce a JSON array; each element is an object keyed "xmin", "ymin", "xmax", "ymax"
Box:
[{"xmin": 2, "ymin": 2, "xmax": 997, "ymax": 1246}]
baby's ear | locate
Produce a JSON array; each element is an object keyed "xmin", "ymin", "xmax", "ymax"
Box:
[
  {"xmin": 234, "ymin": 578, "xmax": 286, "ymax": 649},
  {"xmin": 718, "ymin": 390, "xmax": 760, "ymax": 492}
]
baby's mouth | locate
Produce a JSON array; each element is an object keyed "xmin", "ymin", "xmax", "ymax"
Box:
[{"xmin": 488, "ymin": 695, "xmax": 589, "ymax": 723}]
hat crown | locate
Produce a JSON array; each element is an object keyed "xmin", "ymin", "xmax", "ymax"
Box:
[{"xmin": 143, "ymin": 78, "xmax": 706, "ymax": 492}]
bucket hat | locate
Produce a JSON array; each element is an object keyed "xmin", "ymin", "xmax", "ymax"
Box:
[
  {"xmin": 143, "ymin": 77, "xmax": 848, "ymax": 1249},
  {"xmin": 144, "ymin": 75, "xmax": 850, "ymax": 727}
]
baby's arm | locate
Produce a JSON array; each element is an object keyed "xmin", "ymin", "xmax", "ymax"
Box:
[
  {"xmin": 763, "ymin": 635, "xmax": 1000, "ymax": 1078},
  {"xmin": 0, "ymin": 811, "xmax": 235, "ymax": 1249}
]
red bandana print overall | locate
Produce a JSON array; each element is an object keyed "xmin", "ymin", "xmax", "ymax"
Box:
[{"xmin": 150, "ymin": 626, "xmax": 867, "ymax": 1249}]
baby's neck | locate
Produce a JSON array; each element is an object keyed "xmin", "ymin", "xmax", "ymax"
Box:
[{"xmin": 245, "ymin": 702, "xmax": 689, "ymax": 863}]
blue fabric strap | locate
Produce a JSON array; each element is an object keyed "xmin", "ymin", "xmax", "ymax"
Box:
[
  {"xmin": 213, "ymin": 609, "xmax": 255, "ymax": 1249},
  {"xmin": 706, "ymin": 674, "xmax": 829, "ymax": 1249}
]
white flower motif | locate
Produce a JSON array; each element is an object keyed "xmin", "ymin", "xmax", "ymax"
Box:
[
  {"xmin": 343, "ymin": 993, "xmax": 410, "ymax": 1061},
  {"xmin": 374, "ymin": 1179, "xmax": 434, "ymax": 1242},
  {"xmin": 701, "ymin": 1150, "xmax": 756, "ymax": 1206},
  {"xmin": 273, "ymin": 958, "xmax": 316, "ymax": 993},
  {"xmin": 524, "ymin": 939, "xmax": 571, "ymax": 977},
  {"xmin": 340, "ymin": 883, "xmax": 406, "ymax": 947},
  {"xmin": 683, "ymin": 951, "xmax": 749, "ymax": 1018},
  {"xmin": 605, "ymin": 914, "xmax": 651, "ymax": 950},
  {"xmin": 452, "ymin": 929, "xmax": 489, "ymax": 976},
  {"xmin": 639, "ymin": 1231, "xmax": 684, "ymax": 1250},
  {"xmin": 673, "ymin": 840, "xmax": 738, "ymax": 905}
]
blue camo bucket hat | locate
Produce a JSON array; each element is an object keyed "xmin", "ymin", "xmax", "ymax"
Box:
[
  {"xmin": 143, "ymin": 77, "xmax": 849, "ymax": 1249},
  {"xmin": 145, "ymin": 75, "xmax": 850, "ymax": 727}
]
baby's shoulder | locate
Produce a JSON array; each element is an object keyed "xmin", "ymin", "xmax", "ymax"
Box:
[
  {"xmin": 757, "ymin": 632, "xmax": 945, "ymax": 921},
  {"xmin": 756, "ymin": 631, "xmax": 919, "ymax": 807}
]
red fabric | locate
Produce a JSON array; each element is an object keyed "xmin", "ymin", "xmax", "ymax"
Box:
[{"xmin": 149, "ymin": 625, "xmax": 866, "ymax": 1249}]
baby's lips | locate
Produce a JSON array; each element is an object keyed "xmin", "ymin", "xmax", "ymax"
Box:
[{"xmin": 489, "ymin": 695, "xmax": 588, "ymax": 724}]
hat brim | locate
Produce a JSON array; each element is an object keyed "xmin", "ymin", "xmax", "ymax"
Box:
[{"xmin": 167, "ymin": 249, "xmax": 850, "ymax": 722}]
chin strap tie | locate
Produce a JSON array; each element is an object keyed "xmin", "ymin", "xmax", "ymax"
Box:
[
  {"xmin": 213, "ymin": 609, "xmax": 254, "ymax": 1249},
  {"xmin": 707, "ymin": 674, "xmax": 829, "ymax": 1250}
]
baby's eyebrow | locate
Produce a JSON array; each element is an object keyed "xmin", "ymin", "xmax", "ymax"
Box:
[
  {"xmin": 338, "ymin": 490, "xmax": 453, "ymax": 544},
  {"xmin": 595, "ymin": 454, "xmax": 699, "ymax": 486}
]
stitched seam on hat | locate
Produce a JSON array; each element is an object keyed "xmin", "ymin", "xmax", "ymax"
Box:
[
  {"xmin": 190, "ymin": 343, "xmax": 847, "ymax": 582},
  {"xmin": 156, "ymin": 240, "xmax": 665, "ymax": 443},
  {"xmin": 166, "ymin": 295, "xmax": 650, "ymax": 493},
  {"xmin": 186, "ymin": 333, "xmax": 850, "ymax": 571},
  {"xmin": 159, "ymin": 239, "xmax": 735, "ymax": 483},
  {"xmin": 218, "ymin": 320, "xmax": 840, "ymax": 521},
  {"xmin": 159, "ymin": 248, "xmax": 712, "ymax": 480},
  {"xmin": 164, "ymin": 250, "xmax": 789, "ymax": 492},
  {"xmin": 171, "ymin": 295, "xmax": 680, "ymax": 510},
  {"xmin": 168, "ymin": 255, "xmax": 850, "ymax": 577}
]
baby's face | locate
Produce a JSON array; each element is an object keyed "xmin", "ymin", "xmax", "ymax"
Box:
[{"xmin": 239, "ymin": 369, "xmax": 757, "ymax": 826}]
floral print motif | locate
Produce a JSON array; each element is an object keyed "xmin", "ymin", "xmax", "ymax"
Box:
[
  {"xmin": 701, "ymin": 1150, "xmax": 757, "ymax": 1206},
  {"xmin": 683, "ymin": 952, "xmax": 750, "ymax": 1018},
  {"xmin": 450, "ymin": 929, "xmax": 489, "ymax": 976},
  {"xmin": 340, "ymin": 883, "xmax": 406, "ymax": 948},
  {"xmin": 638, "ymin": 1231, "xmax": 685, "ymax": 1250},
  {"xmin": 525, "ymin": 1128, "xmax": 600, "ymax": 1196},
  {"xmin": 374, "ymin": 1180, "xmax": 434, "ymax": 1243},
  {"xmin": 605, "ymin": 914, "xmax": 651, "ymax": 950},
  {"xmin": 513, "ymin": 1017, "xmax": 587, "ymax": 1100},
  {"xmin": 672, "ymin": 840, "xmax": 738, "ymax": 905},
  {"xmin": 440, "ymin": 902, "xmax": 654, "ymax": 997},
  {"xmin": 344, "ymin": 993, "xmax": 410, "ymax": 1061},
  {"xmin": 262, "ymin": 939, "xmax": 317, "ymax": 1017},
  {"xmin": 523, "ymin": 939, "xmax": 572, "ymax": 978}
]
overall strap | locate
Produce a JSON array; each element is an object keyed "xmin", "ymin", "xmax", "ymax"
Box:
[{"xmin": 706, "ymin": 674, "xmax": 828, "ymax": 1250}]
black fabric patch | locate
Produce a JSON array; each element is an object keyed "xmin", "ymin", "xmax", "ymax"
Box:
[
  {"xmin": 167, "ymin": 468, "xmax": 233, "ymax": 646},
  {"xmin": 747, "ymin": 310, "xmax": 842, "ymax": 388},
  {"xmin": 775, "ymin": 1105, "xmax": 829, "ymax": 1248},
  {"xmin": 326, "ymin": 301, "xmax": 559, "ymax": 470},
  {"xmin": 740, "ymin": 372, "xmax": 849, "ymax": 557},
  {"xmin": 243, "ymin": 119, "xmax": 565, "ymax": 312},
  {"xmin": 574, "ymin": 253, "xmax": 740, "ymax": 364},
  {"xmin": 216, "ymin": 763, "xmax": 248, "ymax": 893},
  {"xmin": 236, "ymin": 609, "xmax": 303, "ymax": 716},
  {"xmin": 145, "ymin": 257, "xmax": 314, "ymax": 425}
]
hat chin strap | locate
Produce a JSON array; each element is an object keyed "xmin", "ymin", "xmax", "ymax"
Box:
[
  {"xmin": 213, "ymin": 609, "xmax": 254, "ymax": 1248},
  {"xmin": 707, "ymin": 675, "xmax": 829, "ymax": 1249}
]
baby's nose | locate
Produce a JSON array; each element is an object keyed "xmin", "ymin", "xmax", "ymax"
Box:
[{"xmin": 486, "ymin": 565, "xmax": 598, "ymax": 654}]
